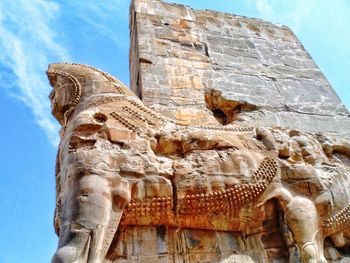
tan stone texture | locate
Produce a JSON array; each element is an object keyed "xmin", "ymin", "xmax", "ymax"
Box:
[
  {"xmin": 130, "ymin": 0, "xmax": 350, "ymax": 135},
  {"xmin": 48, "ymin": 1, "xmax": 350, "ymax": 262}
]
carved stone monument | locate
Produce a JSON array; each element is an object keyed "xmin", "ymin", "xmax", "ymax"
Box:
[{"xmin": 49, "ymin": 1, "xmax": 350, "ymax": 262}]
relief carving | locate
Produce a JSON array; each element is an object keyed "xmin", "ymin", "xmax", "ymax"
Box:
[{"xmin": 48, "ymin": 63, "xmax": 350, "ymax": 263}]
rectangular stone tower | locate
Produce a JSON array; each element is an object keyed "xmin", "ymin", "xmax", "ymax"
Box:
[{"xmin": 130, "ymin": 0, "xmax": 349, "ymax": 135}]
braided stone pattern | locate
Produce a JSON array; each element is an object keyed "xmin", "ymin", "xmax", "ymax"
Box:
[
  {"xmin": 109, "ymin": 98, "xmax": 167, "ymax": 133},
  {"xmin": 178, "ymin": 157, "xmax": 277, "ymax": 215},
  {"xmin": 121, "ymin": 106, "xmax": 161, "ymax": 127},
  {"xmin": 126, "ymin": 98, "xmax": 167, "ymax": 124},
  {"xmin": 323, "ymin": 203, "xmax": 350, "ymax": 236},
  {"xmin": 87, "ymin": 96, "xmax": 124, "ymax": 108},
  {"xmin": 192, "ymin": 125, "xmax": 253, "ymax": 132},
  {"xmin": 109, "ymin": 102, "xmax": 254, "ymax": 135},
  {"xmin": 110, "ymin": 112, "xmax": 139, "ymax": 133},
  {"xmin": 122, "ymin": 197, "xmax": 173, "ymax": 225}
]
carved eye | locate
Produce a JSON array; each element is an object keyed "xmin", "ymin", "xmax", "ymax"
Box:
[{"xmin": 93, "ymin": 113, "xmax": 108, "ymax": 123}]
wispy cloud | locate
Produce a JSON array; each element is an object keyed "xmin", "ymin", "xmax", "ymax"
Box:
[
  {"xmin": 249, "ymin": 0, "xmax": 350, "ymax": 43},
  {"xmin": 250, "ymin": 0, "xmax": 317, "ymax": 32},
  {"xmin": 0, "ymin": 0, "xmax": 70, "ymax": 145},
  {"xmin": 0, "ymin": 0, "xmax": 131, "ymax": 146}
]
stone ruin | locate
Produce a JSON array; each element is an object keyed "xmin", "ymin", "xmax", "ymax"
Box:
[{"xmin": 48, "ymin": 0, "xmax": 350, "ymax": 262}]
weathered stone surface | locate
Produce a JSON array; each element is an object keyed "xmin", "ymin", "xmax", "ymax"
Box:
[
  {"xmin": 48, "ymin": 1, "xmax": 350, "ymax": 263},
  {"xmin": 130, "ymin": 0, "xmax": 349, "ymax": 135},
  {"xmin": 48, "ymin": 62, "xmax": 350, "ymax": 262}
]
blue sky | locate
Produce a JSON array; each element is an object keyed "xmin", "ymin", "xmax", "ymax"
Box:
[{"xmin": 0, "ymin": 0, "xmax": 349, "ymax": 262}]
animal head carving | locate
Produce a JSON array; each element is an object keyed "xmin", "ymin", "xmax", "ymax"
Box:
[
  {"xmin": 47, "ymin": 63, "xmax": 135, "ymax": 125},
  {"xmin": 47, "ymin": 69, "xmax": 81, "ymax": 125}
]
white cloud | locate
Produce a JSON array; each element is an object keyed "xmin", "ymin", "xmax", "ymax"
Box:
[
  {"xmin": 251, "ymin": 0, "xmax": 317, "ymax": 33},
  {"xmin": 0, "ymin": 0, "xmax": 70, "ymax": 146},
  {"xmin": 0, "ymin": 0, "xmax": 132, "ymax": 146},
  {"xmin": 255, "ymin": 0, "xmax": 274, "ymax": 19}
]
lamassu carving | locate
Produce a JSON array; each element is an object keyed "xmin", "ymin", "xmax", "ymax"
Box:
[{"xmin": 48, "ymin": 63, "xmax": 350, "ymax": 263}]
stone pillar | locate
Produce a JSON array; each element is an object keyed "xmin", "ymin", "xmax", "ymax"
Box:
[{"xmin": 130, "ymin": 0, "xmax": 350, "ymax": 135}]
